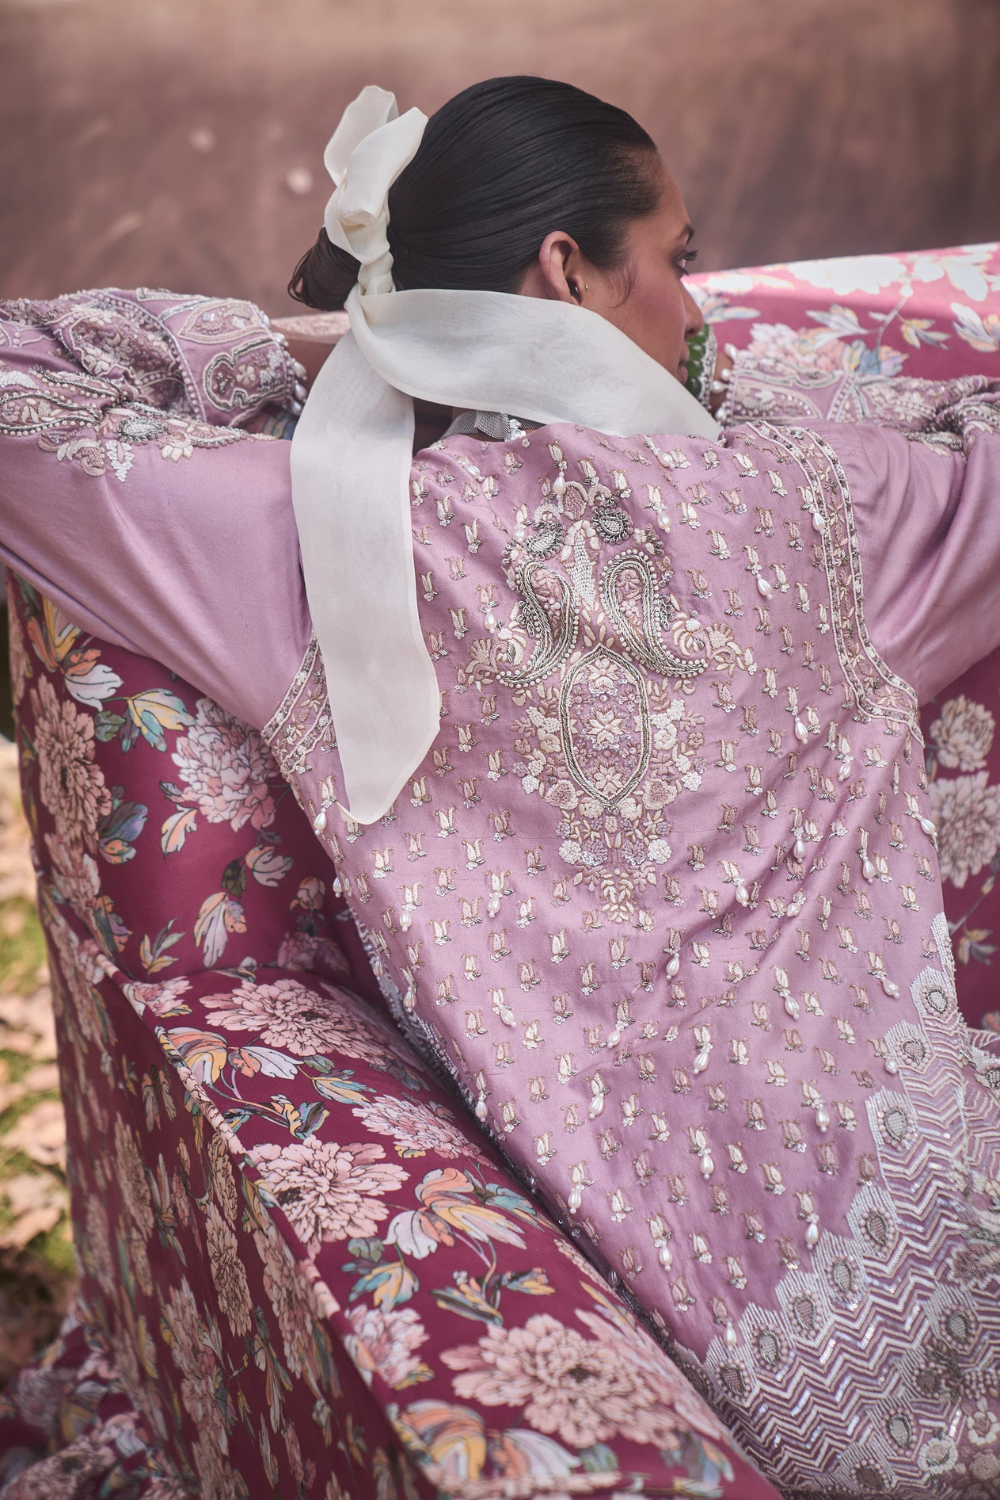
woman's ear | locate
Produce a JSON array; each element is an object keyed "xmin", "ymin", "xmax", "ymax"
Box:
[{"xmin": 520, "ymin": 231, "xmax": 587, "ymax": 304}]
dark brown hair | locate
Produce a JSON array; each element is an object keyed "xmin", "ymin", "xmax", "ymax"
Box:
[{"xmin": 289, "ymin": 75, "xmax": 661, "ymax": 309}]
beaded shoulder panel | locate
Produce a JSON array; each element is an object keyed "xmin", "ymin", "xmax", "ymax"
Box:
[{"xmin": 753, "ymin": 420, "xmax": 921, "ymax": 737}]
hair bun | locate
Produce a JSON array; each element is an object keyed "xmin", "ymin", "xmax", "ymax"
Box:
[{"xmin": 288, "ymin": 228, "xmax": 359, "ymax": 311}]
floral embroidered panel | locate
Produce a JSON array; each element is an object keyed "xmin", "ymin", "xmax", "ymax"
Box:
[{"xmin": 693, "ymin": 243, "xmax": 1000, "ymax": 1029}]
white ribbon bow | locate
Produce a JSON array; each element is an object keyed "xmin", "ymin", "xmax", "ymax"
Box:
[
  {"xmin": 322, "ymin": 85, "xmax": 427, "ymax": 296},
  {"xmin": 291, "ymin": 87, "xmax": 720, "ymax": 826}
]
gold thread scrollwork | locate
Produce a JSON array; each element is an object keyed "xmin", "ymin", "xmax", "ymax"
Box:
[
  {"xmin": 599, "ymin": 550, "xmax": 709, "ymax": 680},
  {"xmin": 497, "ymin": 560, "xmax": 579, "ymax": 687}
]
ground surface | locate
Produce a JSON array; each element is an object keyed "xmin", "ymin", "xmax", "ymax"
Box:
[{"xmin": 0, "ymin": 744, "xmax": 74, "ymax": 1385}]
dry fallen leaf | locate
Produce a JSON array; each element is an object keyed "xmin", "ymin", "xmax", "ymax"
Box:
[
  {"xmin": 0, "ymin": 1174, "xmax": 65, "ymax": 1249},
  {"xmin": 0, "ymin": 992, "xmax": 57, "ymax": 1059},
  {"xmin": 4, "ymin": 1101, "xmax": 67, "ymax": 1169},
  {"xmin": 21, "ymin": 1064, "xmax": 60, "ymax": 1094}
]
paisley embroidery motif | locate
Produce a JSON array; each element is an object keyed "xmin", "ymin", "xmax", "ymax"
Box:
[
  {"xmin": 0, "ymin": 289, "xmax": 298, "ymax": 470},
  {"xmin": 0, "ymin": 361, "xmax": 246, "ymax": 479},
  {"xmin": 599, "ymin": 549, "xmax": 708, "ymax": 679},
  {"xmin": 497, "ymin": 559, "xmax": 579, "ymax": 688},
  {"xmin": 465, "ymin": 454, "xmax": 755, "ymax": 919},
  {"xmin": 178, "ymin": 298, "xmax": 265, "ymax": 342},
  {"xmin": 204, "ymin": 335, "xmax": 296, "ymax": 417}
]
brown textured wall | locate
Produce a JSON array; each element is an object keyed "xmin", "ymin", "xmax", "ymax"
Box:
[{"xmin": 1, "ymin": 0, "xmax": 998, "ymax": 312}]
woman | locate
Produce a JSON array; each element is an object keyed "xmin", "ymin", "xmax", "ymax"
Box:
[{"xmin": 2, "ymin": 77, "xmax": 1000, "ymax": 1497}]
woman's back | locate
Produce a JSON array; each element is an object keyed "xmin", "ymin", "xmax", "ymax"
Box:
[{"xmin": 275, "ymin": 411, "xmax": 1000, "ymax": 1496}]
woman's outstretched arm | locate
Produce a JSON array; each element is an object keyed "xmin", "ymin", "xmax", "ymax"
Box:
[
  {"xmin": 719, "ymin": 336, "xmax": 1000, "ymax": 437},
  {"xmin": 0, "ymin": 290, "xmax": 311, "ymax": 729},
  {"xmin": 3, "ymin": 286, "xmax": 1000, "ymax": 732},
  {"xmin": 824, "ymin": 397, "xmax": 1000, "ymax": 701},
  {"xmin": 718, "ymin": 336, "xmax": 1000, "ymax": 696}
]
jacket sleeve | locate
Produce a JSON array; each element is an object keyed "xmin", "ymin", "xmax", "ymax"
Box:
[
  {"xmin": 721, "ymin": 339, "xmax": 1000, "ymax": 435},
  {"xmin": 806, "ymin": 387, "xmax": 1000, "ymax": 701},
  {"xmin": 0, "ymin": 289, "xmax": 311, "ymax": 729}
]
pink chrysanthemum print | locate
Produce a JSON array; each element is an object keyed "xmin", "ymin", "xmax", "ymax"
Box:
[
  {"xmin": 928, "ymin": 772, "xmax": 1000, "ymax": 888},
  {"xmin": 250, "ymin": 1137, "xmax": 407, "ymax": 1255},
  {"xmin": 576, "ymin": 1300, "xmax": 726, "ymax": 1441},
  {"xmin": 443, "ymin": 1312, "xmax": 692, "ymax": 1450},
  {"xmin": 162, "ymin": 1280, "xmax": 226, "ymax": 1448},
  {"xmin": 172, "ymin": 696, "xmax": 278, "ymax": 831},
  {"xmin": 113, "ymin": 1116, "xmax": 153, "ymax": 1239},
  {"xmin": 202, "ymin": 976, "xmax": 404, "ymax": 1067},
  {"xmin": 30, "ymin": 674, "xmax": 111, "ymax": 846},
  {"xmin": 252, "ymin": 1225, "xmax": 317, "ymax": 1379},
  {"xmin": 929, "ymin": 695, "xmax": 996, "ymax": 772},
  {"xmin": 351, "ymin": 1092, "xmax": 486, "ymax": 1159},
  {"xmin": 45, "ymin": 830, "xmax": 100, "ymax": 925},
  {"xmin": 344, "ymin": 1304, "xmax": 430, "ymax": 1390},
  {"xmin": 208, "ymin": 1131, "xmax": 240, "ymax": 1224},
  {"xmin": 206, "ymin": 1202, "xmax": 253, "ymax": 1337}
]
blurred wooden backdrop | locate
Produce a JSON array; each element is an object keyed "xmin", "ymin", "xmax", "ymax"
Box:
[{"xmin": 1, "ymin": 0, "xmax": 999, "ymax": 311}]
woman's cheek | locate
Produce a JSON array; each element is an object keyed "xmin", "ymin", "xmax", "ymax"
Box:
[
  {"xmin": 655, "ymin": 283, "xmax": 686, "ymax": 368},
  {"xmin": 631, "ymin": 279, "xmax": 682, "ymax": 368}
]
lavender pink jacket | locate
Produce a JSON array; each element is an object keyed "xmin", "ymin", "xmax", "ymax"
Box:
[{"xmin": 2, "ymin": 286, "xmax": 1000, "ymax": 1497}]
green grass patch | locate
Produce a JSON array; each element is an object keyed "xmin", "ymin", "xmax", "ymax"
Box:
[
  {"xmin": 0, "ymin": 1052, "xmax": 49, "ymax": 1085},
  {"xmin": 0, "ymin": 897, "xmax": 46, "ymax": 997},
  {"xmin": 25, "ymin": 1217, "xmax": 75, "ymax": 1279},
  {"xmin": 0, "ymin": 1088, "xmax": 64, "ymax": 1137}
]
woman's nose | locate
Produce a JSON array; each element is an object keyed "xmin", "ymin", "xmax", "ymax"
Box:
[{"xmin": 683, "ymin": 284, "xmax": 705, "ymax": 338}]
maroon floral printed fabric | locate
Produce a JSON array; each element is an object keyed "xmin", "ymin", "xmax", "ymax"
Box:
[
  {"xmin": 695, "ymin": 244, "xmax": 1000, "ymax": 1029},
  {"xmin": 0, "ymin": 1310, "xmax": 184, "ymax": 1500},
  {"xmin": 1, "ymin": 576, "xmax": 777, "ymax": 1499}
]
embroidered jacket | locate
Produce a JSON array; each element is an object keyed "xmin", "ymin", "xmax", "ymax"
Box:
[{"xmin": 2, "ymin": 286, "xmax": 1000, "ymax": 1496}]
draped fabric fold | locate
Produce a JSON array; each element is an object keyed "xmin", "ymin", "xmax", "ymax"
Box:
[{"xmin": 291, "ymin": 85, "xmax": 720, "ymax": 824}]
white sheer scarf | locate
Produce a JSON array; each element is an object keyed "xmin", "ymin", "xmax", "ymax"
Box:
[{"xmin": 290, "ymin": 86, "xmax": 720, "ymax": 824}]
